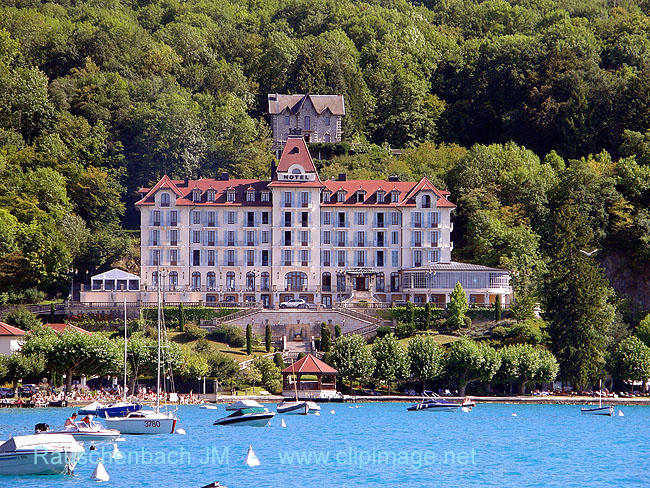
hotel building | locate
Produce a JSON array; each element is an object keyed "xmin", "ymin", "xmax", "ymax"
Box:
[{"xmin": 131, "ymin": 136, "xmax": 512, "ymax": 308}]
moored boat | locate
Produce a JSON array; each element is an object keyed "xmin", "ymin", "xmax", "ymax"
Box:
[
  {"xmin": 408, "ymin": 395, "xmax": 475, "ymax": 412},
  {"xmin": 214, "ymin": 400, "xmax": 275, "ymax": 427},
  {"xmin": 95, "ymin": 402, "xmax": 142, "ymax": 418},
  {"xmin": 0, "ymin": 434, "xmax": 84, "ymax": 476},
  {"xmin": 35, "ymin": 419, "xmax": 122, "ymax": 443},
  {"xmin": 78, "ymin": 400, "xmax": 106, "ymax": 416},
  {"xmin": 105, "ymin": 409, "xmax": 177, "ymax": 434},
  {"xmin": 580, "ymin": 405, "xmax": 615, "ymax": 416},
  {"xmin": 276, "ymin": 400, "xmax": 321, "ymax": 415}
]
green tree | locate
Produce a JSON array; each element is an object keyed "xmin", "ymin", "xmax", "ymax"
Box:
[
  {"xmin": 635, "ymin": 314, "xmax": 650, "ymax": 348},
  {"xmin": 330, "ymin": 334, "xmax": 375, "ymax": 394},
  {"xmin": 3, "ymin": 307, "xmax": 42, "ymax": 330},
  {"xmin": 320, "ymin": 323, "xmax": 332, "ymax": 352},
  {"xmin": 498, "ymin": 344, "xmax": 559, "ymax": 395},
  {"xmin": 494, "ymin": 295, "xmax": 502, "ymax": 321},
  {"xmin": 265, "ymin": 324, "xmax": 273, "ymax": 353},
  {"xmin": 4, "ymin": 353, "xmax": 45, "ymax": 388},
  {"xmin": 445, "ymin": 338, "xmax": 501, "ymax": 396},
  {"xmin": 372, "ymin": 333, "xmax": 409, "ymax": 394},
  {"xmin": 447, "ymin": 282, "xmax": 469, "ymax": 329},
  {"xmin": 179, "ymin": 352, "xmax": 209, "ymax": 381},
  {"xmin": 246, "ymin": 323, "xmax": 253, "ymax": 356},
  {"xmin": 408, "ymin": 334, "xmax": 445, "ymax": 393},
  {"xmin": 273, "ymin": 352, "xmax": 285, "ymax": 370},
  {"xmin": 253, "ymin": 357, "xmax": 282, "ymax": 394},
  {"xmin": 423, "ymin": 303, "xmax": 432, "ymax": 331},
  {"xmin": 334, "ymin": 324, "xmax": 342, "ymax": 339},
  {"xmin": 206, "ymin": 352, "xmax": 240, "ymax": 388},
  {"xmin": 613, "ymin": 336, "xmax": 650, "ymax": 392}
]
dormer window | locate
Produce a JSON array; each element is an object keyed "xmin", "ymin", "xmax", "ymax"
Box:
[
  {"xmin": 261, "ymin": 191, "xmax": 270, "ymax": 202},
  {"xmin": 246, "ymin": 190, "xmax": 256, "ymax": 202},
  {"xmin": 160, "ymin": 193, "xmax": 170, "ymax": 207},
  {"xmin": 337, "ymin": 190, "xmax": 346, "ymax": 203},
  {"xmin": 226, "ymin": 189, "xmax": 236, "ymax": 202},
  {"xmin": 391, "ymin": 190, "xmax": 399, "ymax": 203},
  {"xmin": 356, "ymin": 190, "xmax": 366, "ymax": 203},
  {"xmin": 376, "ymin": 190, "xmax": 385, "ymax": 203},
  {"xmin": 192, "ymin": 189, "xmax": 201, "ymax": 202},
  {"xmin": 207, "ymin": 189, "xmax": 216, "ymax": 202},
  {"xmin": 323, "ymin": 191, "xmax": 331, "ymax": 203}
]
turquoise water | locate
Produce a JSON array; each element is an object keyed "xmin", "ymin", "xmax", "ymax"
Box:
[{"xmin": 0, "ymin": 403, "xmax": 648, "ymax": 487}]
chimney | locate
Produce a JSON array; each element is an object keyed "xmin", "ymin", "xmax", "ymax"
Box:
[
  {"xmin": 388, "ymin": 175, "xmax": 399, "ymax": 182},
  {"xmin": 338, "ymin": 173, "xmax": 347, "ymax": 181},
  {"xmin": 221, "ymin": 172, "xmax": 229, "ymax": 181}
]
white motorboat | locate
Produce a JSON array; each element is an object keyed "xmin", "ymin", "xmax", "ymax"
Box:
[
  {"xmin": 408, "ymin": 393, "xmax": 476, "ymax": 412},
  {"xmin": 104, "ymin": 287, "xmax": 178, "ymax": 434},
  {"xmin": 214, "ymin": 400, "xmax": 275, "ymax": 427},
  {"xmin": 276, "ymin": 400, "xmax": 321, "ymax": 415},
  {"xmin": 35, "ymin": 419, "xmax": 121, "ymax": 443},
  {"xmin": 580, "ymin": 380, "xmax": 614, "ymax": 416},
  {"xmin": 0, "ymin": 434, "xmax": 84, "ymax": 476}
]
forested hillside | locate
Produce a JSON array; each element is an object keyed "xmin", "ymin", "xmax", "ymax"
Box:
[{"xmin": 1, "ymin": 0, "xmax": 650, "ymax": 331}]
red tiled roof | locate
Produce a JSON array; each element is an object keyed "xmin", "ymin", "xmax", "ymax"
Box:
[
  {"xmin": 275, "ymin": 137, "xmax": 320, "ymax": 174},
  {"xmin": 281, "ymin": 354, "xmax": 338, "ymax": 375},
  {"xmin": 0, "ymin": 322, "xmax": 25, "ymax": 336},
  {"xmin": 45, "ymin": 323, "xmax": 92, "ymax": 335}
]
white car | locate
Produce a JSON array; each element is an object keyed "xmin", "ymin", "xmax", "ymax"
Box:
[{"xmin": 279, "ymin": 298, "xmax": 307, "ymax": 309}]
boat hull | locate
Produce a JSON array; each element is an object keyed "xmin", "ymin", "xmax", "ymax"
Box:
[
  {"xmin": 105, "ymin": 412, "xmax": 177, "ymax": 434},
  {"xmin": 0, "ymin": 449, "xmax": 83, "ymax": 476},
  {"xmin": 277, "ymin": 401, "xmax": 320, "ymax": 415},
  {"xmin": 580, "ymin": 406, "xmax": 614, "ymax": 416},
  {"xmin": 214, "ymin": 413, "xmax": 275, "ymax": 427}
]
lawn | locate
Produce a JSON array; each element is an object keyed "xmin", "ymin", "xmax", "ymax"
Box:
[
  {"xmin": 167, "ymin": 331, "xmax": 272, "ymax": 363},
  {"xmin": 396, "ymin": 332, "xmax": 459, "ymax": 348}
]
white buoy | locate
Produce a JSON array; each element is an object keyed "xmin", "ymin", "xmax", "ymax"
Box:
[
  {"xmin": 330, "ymin": 409, "xmax": 335, "ymax": 414},
  {"xmin": 91, "ymin": 458, "xmax": 110, "ymax": 482},
  {"xmin": 281, "ymin": 418, "xmax": 286, "ymax": 428},
  {"xmin": 245, "ymin": 445, "xmax": 260, "ymax": 467},
  {"xmin": 461, "ymin": 407, "xmax": 470, "ymax": 413},
  {"xmin": 176, "ymin": 428, "xmax": 186, "ymax": 435},
  {"xmin": 512, "ymin": 413, "xmax": 517, "ymax": 417},
  {"xmin": 315, "ymin": 411, "xmax": 320, "ymax": 416},
  {"xmin": 111, "ymin": 443, "xmax": 123, "ymax": 460},
  {"xmin": 618, "ymin": 410, "xmax": 624, "ymax": 417}
]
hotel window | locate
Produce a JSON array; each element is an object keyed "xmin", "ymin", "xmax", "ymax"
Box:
[
  {"xmin": 338, "ymin": 212, "xmax": 346, "ymax": 227},
  {"xmin": 430, "ymin": 212, "xmax": 440, "ymax": 228},
  {"xmin": 391, "ymin": 191, "xmax": 399, "ymax": 203},
  {"xmin": 226, "ymin": 271, "xmax": 235, "ymax": 291},
  {"xmin": 392, "ymin": 231, "xmax": 399, "ymax": 245},
  {"xmin": 247, "ymin": 211, "xmax": 255, "ymax": 227},
  {"xmin": 207, "ymin": 189, "xmax": 216, "ymax": 202},
  {"xmin": 226, "ymin": 250, "xmax": 236, "ymax": 266},
  {"xmin": 246, "ymin": 190, "xmax": 256, "ymax": 202},
  {"xmin": 336, "ymin": 231, "xmax": 346, "ymax": 246},
  {"xmin": 422, "ymin": 195, "xmax": 431, "ymax": 208},
  {"xmin": 300, "ymin": 192, "xmax": 310, "ymax": 207},
  {"xmin": 192, "ymin": 250, "xmax": 200, "ymax": 266},
  {"xmin": 430, "ymin": 231, "xmax": 439, "ymax": 246},
  {"xmin": 152, "ymin": 250, "xmax": 161, "ymax": 266},
  {"xmin": 390, "ymin": 272, "xmax": 400, "ymax": 292},
  {"xmin": 376, "ymin": 273, "xmax": 385, "ymax": 292},
  {"xmin": 261, "ymin": 231, "xmax": 270, "ymax": 244},
  {"xmin": 323, "ymin": 231, "xmax": 331, "ymax": 245},
  {"xmin": 356, "ymin": 231, "xmax": 365, "ymax": 247},
  {"xmin": 392, "ymin": 250, "xmax": 399, "ymax": 267},
  {"xmin": 262, "ymin": 250, "xmax": 270, "ymax": 266},
  {"xmin": 322, "ymin": 250, "xmax": 331, "ymax": 267},
  {"xmin": 246, "ymin": 272, "xmax": 255, "ymax": 291},
  {"xmin": 376, "ymin": 251, "xmax": 385, "ymax": 267},
  {"xmin": 322, "ymin": 212, "xmax": 331, "ymax": 225},
  {"xmin": 262, "ymin": 212, "xmax": 269, "ymax": 224},
  {"xmin": 226, "ymin": 190, "xmax": 235, "ymax": 202},
  {"xmin": 376, "ymin": 232, "xmax": 385, "ymax": 247},
  {"xmin": 337, "ymin": 250, "xmax": 346, "ymax": 267},
  {"xmin": 323, "ymin": 191, "xmax": 331, "ymax": 203},
  {"xmin": 246, "ymin": 231, "xmax": 255, "ymax": 246},
  {"xmin": 192, "ymin": 211, "xmax": 201, "ymax": 225},
  {"xmin": 227, "ymin": 211, "xmax": 236, "ymax": 225},
  {"xmin": 413, "ymin": 231, "xmax": 422, "ymax": 247},
  {"xmin": 207, "ymin": 272, "xmax": 216, "ymax": 290},
  {"xmin": 284, "ymin": 231, "xmax": 292, "ymax": 246},
  {"xmin": 391, "ymin": 212, "xmax": 400, "ymax": 225},
  {"xmin": 300, "ymin": 230, "xmax": 309, "ymax": 246},
  {"xmin": 246, "ymin": 250, "xmax": 255, "ymax": 266},
  {"xmin": 261, "ymin": 272, "xmax": 270, "ymax": 290},
  {"xmin": 169, "ymin": 249, "xmax": 178, "ymax": 266},
  {"xmin": 283, "ymin": 250, "xmax": 293, "ymax": 266},
  {"xmin": 169, "ymin": 229, "xmax": 178, "ymax": 246},
  {"xmin": 207, "ymin": 231, "xmax": 216, "ymax": 246},
  {"xmin": 284, "ymin": 212, "xmax": 292, "ymax": 227},
  {"xmin": 356, "ymin": 213, "xmax": 366, "ymax": 226},
  {"xmin": 170, "ymin": 211, "xmax": 178, "ymax": 227},
  {"xmin": 151, "ymin": 230, "xmax": 160, "ymax": 246},
  {"xmin": 376, "ymin": 191, "xmax": 385, "ymax": 203},
  {"xmin": 337, "ymin": 273, "xmax": 346, "ymax": 292},
  {"xmin": 192, "ymin": 230, "xmax": 201, "ymax": 244},
  {"xmin": 337, "ymin": 191, "xmax": 346, "ymax": 202},
  {"xmin": 169, "ymin": 271, "xmax": 178, "ymax": 290},
  {"xmin": 413, "ymin": 212, "xmax": 423, "ymax": 228},
  {"xmin": 284, "ymin": 115, "xmax": 290, "ymax": 125},
  {"xmin": 151, "ymin": 272, "xmax": 158, "ymax": 289},
  {"xmin": 207, "ymin": 250, "xmax": 215, "ymax": 266},
  {"xmin": 414, "ymin": 250, "xmax": 423, "ymax": 267},
  {"xmin": 356, "ymin": 191, "xmax": 366, "ymax": 203},
  {"xmin": 428, "ymin": 250, "xmax": 440, "ymax": 263},
  {"xmin": 300, "ymin": 250, "xmax": 309, "ymax": 266},
  {"xmin": 261, "ymin": 191, "xmax": 270, "ymax": 202},
  {"xmin": 207, "ymin": 211, "xmax": 216, "ymax": 227},
  {"xmin": 153, "ymin": 210, "xmax": 161, "ymax": 226},
  {"xmin": 322, "ymin": 272, "xmax": 332, "ymax": 291},
  {"xmin": 192, "ymin": 189, "xmax": 201, "ymax": 202},
  {"xmin": 355, "ymin": 250, "xmax": 366, "ymax": 267},
  {"xmin": 301, "ymin": 211, "xmax": 308, "ymax": 227},
  {"xmin": 284, "ymin": 192, "xmax": 293, "ymax": 207},
  {"xmin": 191, "ymin": 272, "xmax": 201, "ymax": 290},
  {"xmin": 160, "ymin": 193, "xmax": 170, "ymax": 207}
]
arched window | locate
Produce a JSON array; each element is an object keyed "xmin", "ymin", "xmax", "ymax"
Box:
[
  {"xmin": 261, "ymin": 272, "xmax": 270, "ymax": 291},
  {"xmin": 390, "ymin": 272, "xmax": 400, "ymax": 292},
  {"xmin": 152, "ymin": 272, "xmax": 158, "ymax": 289},
  {"xmin": 322, "ymin": 272, "xmax": 331, "ymax": 292},
  {"xmin": 160, "ymin": 193, "xmax": 170, "ymax": 207},
  {"xmin": 292, "ymin": 168, "xmax": 302, "ymax": 174},
  {"xmin": 191, "ymin": 272, "xmax": 201, "ymax": 290},
  {"xmin": 376, "ymin": 272, "xmax": 385, "ymax": 292},
  {"xmin": 207, "ymin": 272, "xmax": 216, "ymax": 291},
  {"xmin": 285, "ymin": 271, "xmax": 307, "ymax": 291},
  {"xmin": 226, "ymin": 271, "xmax": 235, "ymax": 291},
  {"xmin": 246, "ymin": 272, "xmax": 255, "ymax": 291},
  {"xmin": 169, "ymin": 271, "xmax": 178, "ymax": 291},
  {"xmin": 422, "ymin": 195, "xmax": 431, "ymax": 208},
  {"xmin": 337, "ymin": 273, "xmax": 346, "ymax": 292}
]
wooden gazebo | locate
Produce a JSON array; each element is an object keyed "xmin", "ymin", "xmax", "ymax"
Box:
[{"xmin": 281, "ymin": 354, "xmax": 339, "ymax": 400}]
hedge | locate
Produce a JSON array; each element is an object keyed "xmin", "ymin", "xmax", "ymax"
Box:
[{"xmin": 141, "ymin": 307, "xmax": 238, "ymax": 328}]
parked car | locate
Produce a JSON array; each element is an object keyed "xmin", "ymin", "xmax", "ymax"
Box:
[
  {"xmin": 279, "ymin": 298, "xmax": 308, "ymax": 309},
  {"xmin": 17, "ymin": 384, "xmax": 38, "ymax": 397},
  {"xmin": 0, "ymin": 387, "xmax": 14, "ymax": 398}
]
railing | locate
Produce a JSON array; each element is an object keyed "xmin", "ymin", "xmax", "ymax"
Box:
[{"xmin": 202, "ymin": 307, "xmax": 262, "ymax": 328}]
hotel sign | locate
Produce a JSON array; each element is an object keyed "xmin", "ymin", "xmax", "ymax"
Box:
[{"xmin": 277, "ymin": 172, "xmax": 316, "ymax": 182}]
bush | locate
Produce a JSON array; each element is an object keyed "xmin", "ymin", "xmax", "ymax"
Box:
[
  {"xmin": 395, "ymin": 322, "xmax": 415, "ymax": 339},
  {"xmin": 463, "ymin": 316, "xmax": 472, "ymax": 328},
  {"xmin": 3, "ymin": 307, "xmax": 42, "ymax": 331},
  {"xmin": 194, "ymin": 337, "xmax": 212, "ymax": 354},
  {"xmin": 274, "ymin": 352, "xmax": 285, "ymax": 369},
  {"xmin": 492, "ymin": 326, "xmax": 508, "ymax": 338},
  {"xmin": 376, "ymin": 326, "xmax": 392, "ymax": 338},
  {"xmin": 208, "ymin": 325, "xmax": 246, "ymax": 348},
  {"xmin": 24, "ymin": 288, "xmax": 45, "ymax": 304},
  {"xmin": 184, "ymin": 322, "xmax": 207, "ymax": 340},
  {"xmin": 142, "ymin": 307, "xmax": 238, "ymax": 329}
]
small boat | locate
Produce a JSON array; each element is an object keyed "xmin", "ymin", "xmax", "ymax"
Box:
[
  {"xmin": 0, "ymin": 434, "xmax": 84, "ymax": 475},
  {"xmin": 214, "ymin": 400, "xmax": 275, "ymax": 427},
  {"xmin": 78, "ymin": 400, "xmax": 106, "ymax": 416},
  {"xmin": 581, "ymin": 380, "xmax": 614, "ymax": 416},
  {"xmin": 105, "ymin": 409, "xmax": 178, "ymax": 434},
  {"xmin": 35, "ymin": 419, "xmax": 121, "ymax": 443},
  {"xmin": 95, "ymin": 401, "xmax": 142, "ymax": 418},
  {"xmin": 200, "ymin": 404, "xmax": 219, "ymax": 410},
  {"xmin": 276, "ymin": 400, "xmax": 321, "ymax": 415},
  {"xmin": 408, "ymin": 394, "xmax": 475, "ymax": 412}
]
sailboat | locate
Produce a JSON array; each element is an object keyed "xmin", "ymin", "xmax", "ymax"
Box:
[
  {"xmin": 276, "ymin": 360, "xmax": 320, "ymax": 415},
  {"xmin": 580, "ymin": 380, "xmax": 614, "ymax": 416},
  {"xmin": 105, "ymin": 279, "xmax": 179, "ymax": 434}
]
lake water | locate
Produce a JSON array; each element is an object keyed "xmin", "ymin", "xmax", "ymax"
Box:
[{"xmin": 0, "ymin": 402, "xmax": 648, "ymax": 487}]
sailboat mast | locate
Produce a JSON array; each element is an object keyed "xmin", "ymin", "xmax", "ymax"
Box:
[
  {"xmin": 156, "ymin": 262, "xmax": 161, "ymax": 414},
  {"xmin": 123, "ymin": 298, "xmax": 127, "ymax": 402},
  {"xmin": 599, "ymin": 379, "xmax": 602, "ymax": 409}
]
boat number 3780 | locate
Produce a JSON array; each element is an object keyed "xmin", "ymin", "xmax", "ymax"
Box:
[{"xmin": 144, "ymin": 421, "xmax": 161, "ymax": 428}]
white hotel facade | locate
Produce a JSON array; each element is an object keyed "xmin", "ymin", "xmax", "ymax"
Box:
[{"xmin": 130, "ymin": 136, "xmax": 512, "ymax": 308}]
